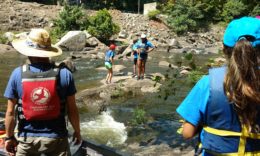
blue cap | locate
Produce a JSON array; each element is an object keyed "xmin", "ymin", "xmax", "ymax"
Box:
[{"xmin": 223, "ymin": 17, "xmax": 260, "ymax": 47}]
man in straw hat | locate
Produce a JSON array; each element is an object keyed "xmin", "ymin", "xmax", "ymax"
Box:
[{"xmin": 4, "ymin": 28, "xmax": 81, "ymax": 156}]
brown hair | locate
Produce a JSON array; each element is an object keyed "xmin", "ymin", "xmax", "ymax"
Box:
[{"xmin": 223, "ymin": 39, "xmax": 260, "ymax": 128}]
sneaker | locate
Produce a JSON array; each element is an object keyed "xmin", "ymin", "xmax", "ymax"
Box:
[
  {"xmin": 141, "ymin": 76, "xmax": 144, "ymax": 80},
  {"xmin": 132, "ymin": 74, "xmax": 136, "ymax": 78},
  {"xmin": 136, "ymin": 76, "xmax": 140, "ymax": 80}
]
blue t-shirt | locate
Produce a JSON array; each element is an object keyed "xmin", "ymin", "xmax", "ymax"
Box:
[
  {"xmin": 136, "ymin": 40, "xmax": 155, "ymax": 54},
  {"xmin": 105, "ymin": 50, "xmax": 115, "ymax": 62},
  {"xmin": 176, "ymin": 75, "xmax": 210, "ymax": 156},
  {"xmin": 132, "ymin": 43, "xmax": 138, "ymax": 59},
  {"xmin": 4, "ymin": 63, "xmax": 77, "ymax": 138}
]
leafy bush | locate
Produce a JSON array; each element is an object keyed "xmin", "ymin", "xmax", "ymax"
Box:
[
  {"xmin": 130, "ymin": 108, "xmax": 147, "ymax": 125},
  {"xmin": 249, "ymin": 4, "xmax": 260, "ymax": 16},
  {"xmin": 221, "ymin": 0, "xmax": 247, "ymax": 22},
  {"xmin": 0, "ymin": 32, "xmax": 8, "ymax": 44},
  {"xmin": 51, "ymin": 4, "xmax": 89, "ymax": 42},
  {"xmin": 54, "ymin": 5, "xmax": 87, "ymax": 32},
  {"xmin": 87, "ymin": 9, "xmax": 120, "ymax": 42},
  {"xmin": 166, "ymin": 0, "xmax": 204, "ymax": 35},
  {"xmin": 148, "ymin": 10, "xmax": 161, "ymax": 20}
]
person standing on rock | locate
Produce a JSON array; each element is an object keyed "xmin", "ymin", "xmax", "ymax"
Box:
[
  {"xmin": 136, "ymin": 34, "xmax": 155, "ymax": 80},
  {"xmin": 4, "ymin": 28, "xmax": 81, "ymax": 156},
  {"xmin": 105, "ymin": 44, "xmax": 116, "ymax": 84},
  {"xmin": 176, "ymin": 17, "xmax": 260, "ymax": 155},
  {"xmin": 131, "ymin": 38, "xmax": 139, "ymax": 78}
]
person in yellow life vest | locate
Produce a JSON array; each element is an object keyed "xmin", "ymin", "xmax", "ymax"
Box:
[{"xmin": 176, "ymin": 17, "xmax": 260, "ymax": 156}]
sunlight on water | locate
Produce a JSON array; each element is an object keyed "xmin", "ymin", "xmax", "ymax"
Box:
[{"xmin": 81, "ymin": 110, "xmax": 127, "ymax": 147}]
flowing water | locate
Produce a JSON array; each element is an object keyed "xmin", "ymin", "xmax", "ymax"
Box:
[{"xmin": 0, "ymin": 50, "xmax": 221, "ymax": 153}]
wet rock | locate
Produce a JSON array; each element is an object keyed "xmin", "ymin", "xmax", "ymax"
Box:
[
  {"xmin": 0, "ymin": 44, "xmax": 16, "ymax": 54},
  {"xmin": 158, "ymin": 61, "xmax": 172, "ymax": 68},
  {"xmin": 86, "ymin": 37, "xmax": 99, "ymax": 47},
  {"xmin": 180, "ymin": 69, "xmax": 190, "ymax": 75}
]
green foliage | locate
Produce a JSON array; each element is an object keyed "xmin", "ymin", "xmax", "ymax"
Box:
[
  {"xmin": 249, "ymin": 5, "xmax": 260, "ymax": 16},
  {"xmin": 130, "ymin": 108, "xmax": 147, "ymax": 125},
  {"xmin": 221, "ymin": 0, "xmax": 247, "ymax": 22},
  {"xmin": 187, "ymin": 70, "xmax": 204, "ymax": 85},
  {"xmin": 166, "ymin": 0, "xmax": 204, "ymax": 35},
  {"xmin": 54, "ymin": 5, "xmax": 86, "ymax": 32},
  {"xmin": 87, "ymin": 9, "xmax": 120, "ymax": 41},
  {"xmin": 148, "ymin": 10, "xmax": 161, "ymax": 20},
  {"xmin": 0, "ymin": 33, "xmax": 8, "ymax": 44},
  {"xmin": 160, "ymin": 0, "xmax": 258, "ymax": 34},
  {"xmin": 52, "ymin": 5, "xmax": 89, "ymax": 40}
]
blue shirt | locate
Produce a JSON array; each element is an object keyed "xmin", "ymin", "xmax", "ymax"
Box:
[
  {"xmin": 132, "ymin": 43, "xmax": 138, "ymax": 59},
  {"xmin": 176, "ymin": 75, "xmax": 210, "ymax": 156},
  {"xmin": 105, "ymin": 50, "xmax": 115, "ymax": 62},
  {"xmin": 176, "ymin": 75, "xmax": 209, "ymax": 126},
  {"xmin": 136, "ymin": 40, "xmax": 155, "ymax": 53},
  {"xmin": 4, "ymin": 63, "xmax": 77, "ymax": 138}
]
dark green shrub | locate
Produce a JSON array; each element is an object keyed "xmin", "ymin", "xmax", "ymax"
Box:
[
  {"xmin": 0, "ymin": 32, "xmax": 8, "ymax": 44},
  {"xmin": 87, "ymin": 9, "xmax": 120, "ymax": 42},
  {"xmin": 148, "ymin": 10, "xmax": 161, "ymax": 20},
  {"xmin": 249, "ymin": 4, "xmax": 260, "ymax": 16},
  {"xmin": 130, "ymin": 108, "xmax": 147, "ymax": 125},
  {"xmin": 166, "ymin": 0, "xmax": 204, "ymax": 35},
  {"xmin": 51, "ymin": 4, "xmax": 89, "ymax": 41},
  {"xmin": 221, "ymin": 0, "xmax": 247, "ymax": 22}
]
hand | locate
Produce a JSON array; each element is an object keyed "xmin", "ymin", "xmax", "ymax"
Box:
[
  {"xmin": 72, "ymin": 131, "xmax": 81, "ymax": 145},
  {"xmin": 5, "ymin": 139, "xmax": 17, "ymax": 156}
]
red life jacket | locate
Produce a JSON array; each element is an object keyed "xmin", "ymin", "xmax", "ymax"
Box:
[{"xmin": 21, "ymin": 64, "xmax": 61, "ymax": 121}]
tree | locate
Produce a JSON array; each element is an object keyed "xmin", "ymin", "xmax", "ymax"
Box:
[
  {"xmin": 221, "ymin": 0, "xmax": 247, "ymax": 22},
  {"xmin": 87, "ymin": 9, "xmax": 120, "ymax": 41}
]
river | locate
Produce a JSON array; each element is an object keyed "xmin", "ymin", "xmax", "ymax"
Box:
[{"xmin": 0, "ymin": 50, "xmax": 220, "ymax": 155}]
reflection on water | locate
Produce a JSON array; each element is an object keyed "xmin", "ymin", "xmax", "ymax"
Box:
[{"xmin": 80, "ymin": 110, "xmax": 127, "ymax": 147}]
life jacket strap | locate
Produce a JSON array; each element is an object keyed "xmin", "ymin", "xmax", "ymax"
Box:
[
  {"xmin": 206, "ymin": 150, "xmax": 260, "ymax": 156},
  {"xmin": 203, "ymin": 126, "xmax": 260, "ymax": 138},
  {"xmin": 204, "ymin": 125, "xmax": 260, "ymax": 156}
]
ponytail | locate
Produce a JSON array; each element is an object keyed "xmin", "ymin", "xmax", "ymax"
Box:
[{"xmin": 224, "ymin": 39, "xmax": 260, "ymax": 128}]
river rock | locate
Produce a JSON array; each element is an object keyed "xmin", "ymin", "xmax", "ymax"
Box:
[
  {"xmin": 4, "ymin": 32, "xmax": 15, "ymax": 42},
  {"xmin": 56, "ymin": 31, "xmax": 86, "ymax": 51},
  {"xmin": 214, "ymin": 57, "xmax": 226, "ymax": 64},
  {"xmin": 180, "ymin": 69, "xmax": 190, "ymax": 75},
  {"xmin": 0, "ymin": 44, "xmax": 16, "ymax": 54},
  {"xmin": 96, "ymin": 65, "xmax": 126, "ymax": 73},
  {"xmin": 86, "ymin": 37, "xmax": 99, "ymax": 47},
  {"xmin": 158, "ymin": 61, "xmax": 172, "ymax": 68},
  {"xmin": 57, "ymin": 57, "xmax": 76, "ymax": 72},
  {"xmin": 121, "ymin": 44, "xmax": 132, "ymax": 57},
  {"xmin": 118, "ymin": 30, "xmax": 128, "ymax": 39}
]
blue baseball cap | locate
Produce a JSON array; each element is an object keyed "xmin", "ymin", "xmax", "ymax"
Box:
[{"xmin": 223, "ymin": 17, "xmax": 260, "ymax": 47}]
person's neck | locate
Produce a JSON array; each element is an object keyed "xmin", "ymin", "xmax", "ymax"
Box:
[{"xmin": 28, "ymin": 57, "xmax": 50, "ymax": 64}]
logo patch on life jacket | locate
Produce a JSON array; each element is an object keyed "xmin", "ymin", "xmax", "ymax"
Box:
[
  {"xmin": 21, "ymin": 65, "xmax": 61, "ymax": 121},
  {"xmin": 31, "ymin": 87, "xmax": 51, "ymax": 105}
]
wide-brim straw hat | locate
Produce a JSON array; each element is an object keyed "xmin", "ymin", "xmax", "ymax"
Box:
[{"xmin": 12, "ymin": 28, "xmax": 62, "ymax": 57}]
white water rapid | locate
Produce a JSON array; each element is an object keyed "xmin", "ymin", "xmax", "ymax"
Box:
[{"xmin": 80, "ymin": 110, "xmax": 127, "ymax": 147}]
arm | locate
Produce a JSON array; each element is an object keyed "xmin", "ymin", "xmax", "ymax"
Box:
[
  {"xmin": 67, "ymin": 95, "xmax": 81, "ymax": 144},
  {"xmin": 147, "ymin": 42, "xmax": 155, "ymax": 53},
  {"xmin": 182, "ymin": 122, "xmax": 198, "ymax": 139},
  {"xmin": 5, "ymin": 99, "xmax": 17, "ymax": 155}
]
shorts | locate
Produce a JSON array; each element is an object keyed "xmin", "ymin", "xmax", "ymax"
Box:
[
  {"xmin": 105, "ymin": 62, "xmax": 112, "ymax": 69},
  {"xmin": 133, "ymin": 58, "xmax": 137, "ymax": 65},
  {"xmin": 139, "ymin": 52, "xmax": 148, "ymax": 60},
  {"xmin": 16, "ymin": 137, "xmax": 70, "ymax": 156}
]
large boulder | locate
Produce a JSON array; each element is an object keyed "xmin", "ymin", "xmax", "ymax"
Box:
[
  {"xmin": 56, "ymin": 31, "xmax": 86, "ymax": 51},
  {"xmin": 86, "ymin": 37, "xmax": 99, "ymax": 47}
]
